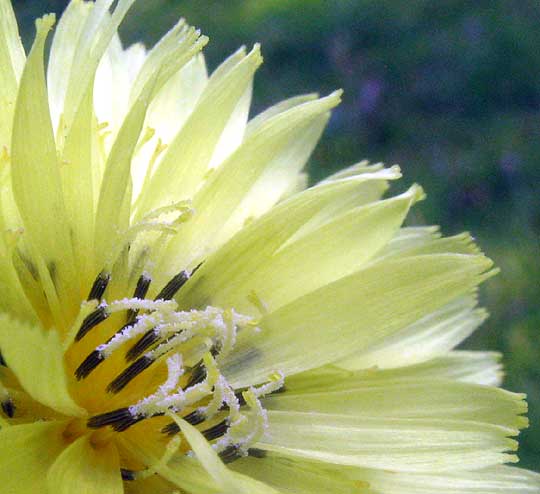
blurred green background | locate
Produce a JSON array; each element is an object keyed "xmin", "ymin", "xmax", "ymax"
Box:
[{"xmin": 13, "ymin": 0, "xmax": 540, "ymax": 471}]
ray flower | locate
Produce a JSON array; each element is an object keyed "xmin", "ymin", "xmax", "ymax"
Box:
[{"xmin": 0, "ymin": 1, "xmax": 538, "ymax": 493}]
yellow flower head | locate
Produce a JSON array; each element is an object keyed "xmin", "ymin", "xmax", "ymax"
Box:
[{"xmin": 0, "ymin": 1, "xmax": 539, "ymax": 493}]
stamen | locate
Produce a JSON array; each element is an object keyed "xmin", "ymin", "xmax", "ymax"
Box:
[
  {"xmin": 76, "ymin": 302, "xmax": 233, "ymax": 382},
  {"xmin": 213, "ymin": 375, "xmax": 283, "ymax": 455},
  {"xmin": 248, "ymin": 448, "xmax": 267, "ymax": 458},
  {"xmin": 75, "ymin": 349, "xmax": 105, "ymax": 380},
  {"xmin": 202, "ymin": 419, "xmax": 229, "ymax": 441},
  {"xmin": 219, "ymin": 444, "xmax": 242, "ymax": 464},
  {"xmin": 75, "ymin": 305, "xmax": 109, "ymax": 341},
  {"xmin": 120, "ymin": 469, "xmax": 136, "ymax": 481},
  {"xmin": 125, "ymin": 328, "xmax": 160, "ymax": 361},
  {"xmin": 107, "ymin": 356, "xmax": 154, "ymax": 393},
  {"xmin": 87, "ymin": 407, "xmax": 147, "ymax": 431},
  {"xmin": 185, "ymin": 360, "xmax": 206, "ymax": 388},
  {"xmin": 161, "ymin": 422, "xmax": 180, "ymax": 436},
  {"xmin": 126, "ymin": 274, "xmax": 151, "ymax": 324},
  {"xmin": 154, "ymin": 271, "xmax": 189, "ymax": 301},
  {"xmin": 158, "ymin": 355, "xmax": 185, "ymax": 397},
  {"xmin": 161, "ymin": 409, "xmax": 205, "ymax": 435},
  {"xmin": 87, "ymin": 272, "xmax": 111, "ymax": 301},
  {"xmin": 154, "ymin": 262, "xmax": 203, "ymax": 301},
  {"xmin": 0, "ymin": 381, "xmax": 14, "ymax": 417},
  {"xmin": 133, "ymin": 272, "xmax": 151, "ymax": 296},
  {"xmin": 183, "ymin": 410, "xmax": 206, "ymax": 425},
  {"xmin": 1, "ymin": 398, "xmax": 14, "ymax": 418}
]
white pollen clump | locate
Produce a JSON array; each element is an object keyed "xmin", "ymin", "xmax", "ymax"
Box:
[
  {"xmin": 213, "ymin": 372, "xmax": 285, "ymax": 455},
  {"xmin": 158, "ymin": 354, "xmax": 184, "ymax": 396}
]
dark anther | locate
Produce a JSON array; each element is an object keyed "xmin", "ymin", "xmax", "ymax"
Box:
[
  {"xmin": 107, "ymin": 356, "xmax": 154, "ymax": 393},
  {"xmin": 235, "ymin": 391, "xmax": 247, "ymax": 407},
  {"xmin": 191, "ymin": 261, "xmax": 204, "ymax": 276},
  {"xmin": 185, "ymin": 361, "xmax": 206, "ymax": 389},
  {"xmin": 161, "ymin": 409, "xmax": 205, "ymax": 435},
  {"xmin": 161, "ymin": 422, "xmax": 180, "ymax": 436},
  {"xmin": 125, "ymin": 329, "xmax": 160, "ymax": 362},
  {"xmin": 120, "ymin": 469, "xmax": 137, "ymax": 481},
  {"xmin": 126, "ymin": 274, "xmax": 152, "ymax": 324},
  {"xmin": 18, "ymin": 253, "xmax": 39, "ymax": 281},
  {"xmin": 1, "ymin": 398, "xmax": 15, "ymax": 418},
  {"xmin": 247, "ymin": 448, "xmax": 267, "ymax": 458},
  {"xmin": 87, "ymin": 272, "xmax": 111, "ymax": 301},
  {"xmin": 0, "ymin": 350, "xmax": 6, "ymax": 367},
  {"xmin": 133, "ymin": 274, "xmax": 152, "ymax": 299},
  {"xmin": 184, "ymin": 409, "xmax": 205, "ymax": 425},
  {"xmin": 87, "ymin": 407, "xmax": 151, "ymax": 432},
  {"xmin": 74, "ymin": 350, "xmax": 104, "ymax": 380},
  {"xmin": 47, "ymin": 262, "xmax": 58, "ymax": 289},
  {"xmin": 154, "ymin": 271, "xmax": 189, "ymax": 301},
  {"xmin": 87, "ymin": 407, "xmax": 133, "ymax": 429},
  {"xmin": 219, "ymin": 444, "xmax": 242, "ymax": 464},
  {"xmin": 75, "ymin": 306, "xmax": 109, "ymax": 341},
  {"xmin": 202, "ymin": 419, "xmax": 229, "ymax": 441}
]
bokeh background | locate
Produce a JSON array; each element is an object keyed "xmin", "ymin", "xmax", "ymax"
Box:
[{"xmin": 13, "ymin": 0, "xmax": 540, "ymax": 470}]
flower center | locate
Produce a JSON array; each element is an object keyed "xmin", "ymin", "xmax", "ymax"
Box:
[{"xmin": 67, "ymin": 269, "xmax": 283, "ymax": 473}]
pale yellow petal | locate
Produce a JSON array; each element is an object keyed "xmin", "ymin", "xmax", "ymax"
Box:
[
  {"xmin": 94, "ymin": 70, "xmax": 159, "ymax": 271},
  {"xmin": 0, "ymin": 421, "xmax": 67, "ymax": 493},
  {"xmin": 187, "ymin": 185, "xmax": 423, "ymax": 316},
  {"xmin": 259, "ymin": 410, "xmax": 519, "ymax": 472},
  {"xmin": 339, "ymin": 294, "xmax": 487, "ymax": 370},
  {"xmin": 207, "ymin": 67, "xmax": 252, "ymax": 169},
  {"xmin": 47, "ymin": 0, "xmax": 92, "ymax": 131},
  {"xmin": 59, "ymin": 85, "xmax": 97, "ymax": 291},
  {"xmin": 11, "ymin": 14, "xmax": 79, "ymax": 326},
  {"xmin": 408, "ymin": 350, "xmax": 503, "ymax": 386},
  {"xmin": 47, "ymin": 435, "xmax": 123, "ymax": 494},
  {"xmin": 180, "ymin": 166, "xmax": 401, "ymax": 309},
  {"xmin": 0, "ymin": 230, "xmax": 37, "ymax": 322},
  {"xmin": 232, "ymin": 454, "xmax": 369, "ymax": 494},
  {"xmin": 375, "ymin": 226, "xmax": 480, "ymax": 261},
  {"xmin": 129, "ymin": 19, "xmax": 207, "ymax": 106},
  {"xmin": 146, "ymin": 52, "xmax": 208, "ymax": 143},
  {"xmin": 134, "ymin": 46, "xmax": 263, "ymax": 218},
  {"xmin": 61, "ymin": 0, "xmax": 136, "ymax": 132},
  {"xmin": 245, "ymin": 94, "xmax": 319, "ymax": 137},
  {"xmin": 94, "ymin": 36, "xmax": 146, "ymax": 136},
  {"xmin": 221, "ymin": 253, "xmax": 494, "ymax": 387},
  {"xmin": 300, "ymin": 163, "xmax": 402, "ymax": 234},
  {"xmin": 264, "ymin": 374, "xmax": 527, "ymax": 430},
  {"xmin": 351, "ymin": 465, "xmax": 540, "ymax": 493},
  {"xmin": 157, "ymin": 91, "xmax": 343, "ymax": 278},
  {"xmin": 0, "ymin": 0, "xmax": 25, "ymax": 148},
  {"xmin": 0, "ymin": 313, "xmax": 85, "ymax": 416},
  {"xmin": 291, "ymin": 351, "xmax": 503, "ymax": 389}
]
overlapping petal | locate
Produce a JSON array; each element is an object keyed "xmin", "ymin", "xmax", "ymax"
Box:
[
  {"xmin": 0, "ymin": 421, "xmax": 67, "ymax": 493},
  {"xmin": 0, "ymin": 313, "xmax": 84, "ymax": 416},
  {"xmin": 47, "ymin": 435, "xmax": 123, "ymax": 494}
]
